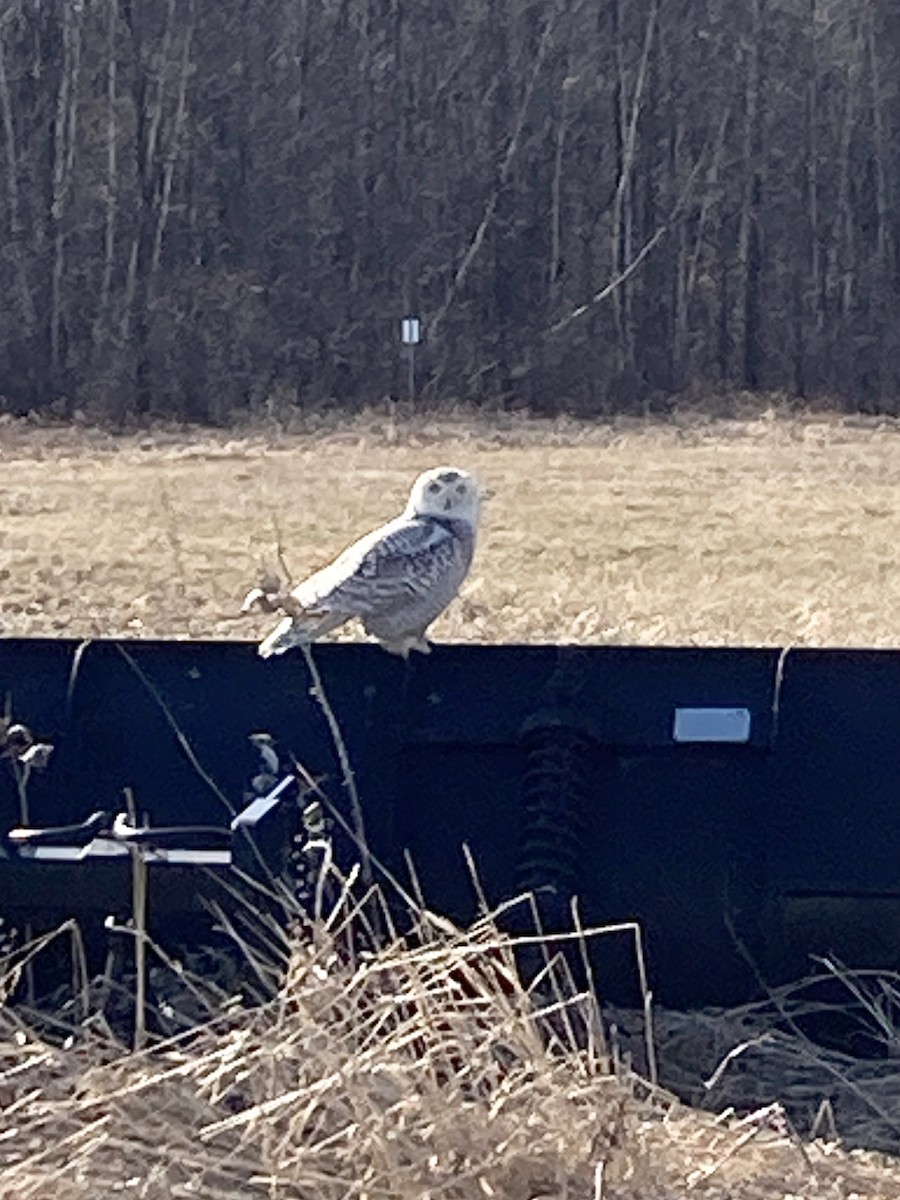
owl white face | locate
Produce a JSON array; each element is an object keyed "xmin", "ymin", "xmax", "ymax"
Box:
[{"xmin": 407, "ymin": 466, "xmax": 483, "ymax": 526}]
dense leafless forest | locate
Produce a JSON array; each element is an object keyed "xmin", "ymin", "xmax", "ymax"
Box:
[{"xmin": 0, "ymin": 0, "xmax": 896, "ymax": 422}]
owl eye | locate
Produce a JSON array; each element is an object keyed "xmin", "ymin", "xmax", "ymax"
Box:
[
  {"xmin": 455, "ymin": 483, "xmax": 467, "ymax": 496},
  {"xmin": 427, "ymin": 481, "xmax": 441, "ymax": 495}
]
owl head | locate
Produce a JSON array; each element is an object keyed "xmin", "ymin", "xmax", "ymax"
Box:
[{"xmin": 407, "ymin": 466, "xmax": 483, "ymax": 526}]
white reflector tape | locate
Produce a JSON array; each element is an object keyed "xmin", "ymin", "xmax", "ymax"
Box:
[
  {"xmin": 26, "ymin": 842, "xmax": 231, "ymax": 866},
  {"xmin": 232, "ymin": 775, "xmax": 295, "ymax": 830},
  {"xmin": 673, "ymin": 707, "xmax": 751, "ymax": 744},
  {"xmin": 22, "ymin": 838, "xmax": 129, "ymax": 860},
  {"xmin": 146, "ymin": 849, "xmax": 231, "ymax": 866}
]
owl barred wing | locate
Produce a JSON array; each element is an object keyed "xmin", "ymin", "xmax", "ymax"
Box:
[
  {"xmin": 255, "ymin": 465, "xmax": 480, "ymax": 658},
  {"xmin": 292, "ymin": 516, "xmax": 460, "ymax": 616}
]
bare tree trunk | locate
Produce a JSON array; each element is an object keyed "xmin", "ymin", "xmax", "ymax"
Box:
[
  {"xmin": 97, "ymin": 0, "xmax": 119, "ymax": 339},
  {"xmin": 120, "ymin": 0, "xmax": 178, "ymax": 344},
  {"xmin": 610, "ymin": 0, "xmax": 626, "ymax": 366},
  {"xmin": 672, "ymin": 201, "xmax": 688, "ymax": 389},
  {"xmin": 548, "ymin": 75, "xmax": 574, "ymax": 294},
  {"xmin": 836, "ymin": 79, "xmax": 855, "ymax": 321},
  {"xmin": 0, "ymin": 26, "xmax": 36, "ymax": 342},
  {"xmin": 803, "ymin": 0, "xmax": 822, "ymax": 392},
  {"xmin": 148, "ymin": 2, "xmax": 194, "ymax": 295},
  {"xmin": 737, "ymin": 0, "xmax": 763, "ymax": 389},
  {"xmin": 685, "ymin": 107, "xmax": 730, "ymax": 304},
  {"xmin": 717, "ymin": 252, "xmax": 729, "ymax": 382},
  {"xmin": 50, "ymin": 0, "xmax": 84, "ymax": 381},
  {"xmin": 819, "ymin": 36, "xmax": 858, "ymax": 395},
  {"xmin": 866, "ymin": 9, "xmax": 891, "ymax": 405},
  {"xmin": 866, "ymin": 18, "xmax": 888, "ymax": 264},
  {"xmin": 609, "ymin": 0, "xmax": 657, "ymax": 373}
]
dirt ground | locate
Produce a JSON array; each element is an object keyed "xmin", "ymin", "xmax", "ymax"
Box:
[{"xmin": 2, "ymin": 408, "xmax": 900, "ymax": 650}]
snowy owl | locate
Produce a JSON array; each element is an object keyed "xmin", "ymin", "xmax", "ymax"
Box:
[{"xmin": 245, "ymin": 466, "xmax": 483, "ymax": 659}]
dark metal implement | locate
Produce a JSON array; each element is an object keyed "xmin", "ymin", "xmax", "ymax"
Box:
[{"xmin": 0, "ymin": 637, "xmax": 897, "ymax": 1009}]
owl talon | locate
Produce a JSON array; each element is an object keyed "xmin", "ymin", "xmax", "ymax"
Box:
[{"xmin": 380, "ymin": 636, "xmax": 432, "ymax": 658}]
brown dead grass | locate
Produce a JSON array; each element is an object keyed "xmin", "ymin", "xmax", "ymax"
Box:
[
  {"xmin": 6, "ymin": 408, "xmax": 900, "ymax": 1195},
  {"xmin": 2, "ymin": 900, "xmax": 900, "ymax": 1199},
  {"xmin": 3, "ymin": 407, "xmax": 900, "ymax": 647}
]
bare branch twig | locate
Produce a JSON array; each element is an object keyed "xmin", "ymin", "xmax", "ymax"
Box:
[{"xmin": 300, "ymin": 645, "xmax": 372, "ymax": 887}]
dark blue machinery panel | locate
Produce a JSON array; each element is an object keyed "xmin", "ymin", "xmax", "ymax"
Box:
[{"xmin": 0, "ymin": 638, "xmax": 898, "ymax": 1008}]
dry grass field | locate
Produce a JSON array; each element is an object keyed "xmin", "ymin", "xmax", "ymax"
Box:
[
  {"xmin": 6, "ymin": 407, "xmax": 900, "ymax": 1197},
  {"xmin": 3, "ymin": 889, "xmax": 900, "ymax": 1199},
  {"xmin": 3, "ymin": 406, "xmax": 900, "ymax": 649}
]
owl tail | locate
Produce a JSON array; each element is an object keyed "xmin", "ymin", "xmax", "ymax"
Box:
[{"xmin": 257, "ymin": 611, "xmax": 346, "ymax": 659}]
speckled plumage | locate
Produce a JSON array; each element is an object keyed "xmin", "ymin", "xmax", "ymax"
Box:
[{"xmin": 256, "ymin": 467, "xmax": 482, "ymax": 658}]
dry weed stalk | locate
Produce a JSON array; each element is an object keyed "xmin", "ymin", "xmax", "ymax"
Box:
[{"xmin": 0, "ymin": 889, "xmax": 896, "ymax": 1198}]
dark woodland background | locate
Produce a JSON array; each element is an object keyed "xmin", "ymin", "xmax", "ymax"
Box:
[{"xmin": 0, "ymin": 0, "xmax": 897, "ymax": 423}]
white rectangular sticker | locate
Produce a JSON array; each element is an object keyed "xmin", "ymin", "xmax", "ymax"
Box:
[
  {"xmin": 27, "ymin": 843, "xmax": 232, "ymax": 866},
  {"xmin": 673, "ymin": 707, "xmax": 751, "ymax": 744}
]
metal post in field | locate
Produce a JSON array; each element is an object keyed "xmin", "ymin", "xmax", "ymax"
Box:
[{"xmin": 401, "ymin": 316, "xmax": 422, "ymax": 402}]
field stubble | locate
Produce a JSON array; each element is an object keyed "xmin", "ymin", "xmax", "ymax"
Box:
[{"xmin": 2, "ymin": 409, "xmax": 900, "ymax": 648}]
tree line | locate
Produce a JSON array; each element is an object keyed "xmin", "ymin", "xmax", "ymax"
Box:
[{"xmin": 0, "ymin": 0, "xmax": 896, "ymax": 422}]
